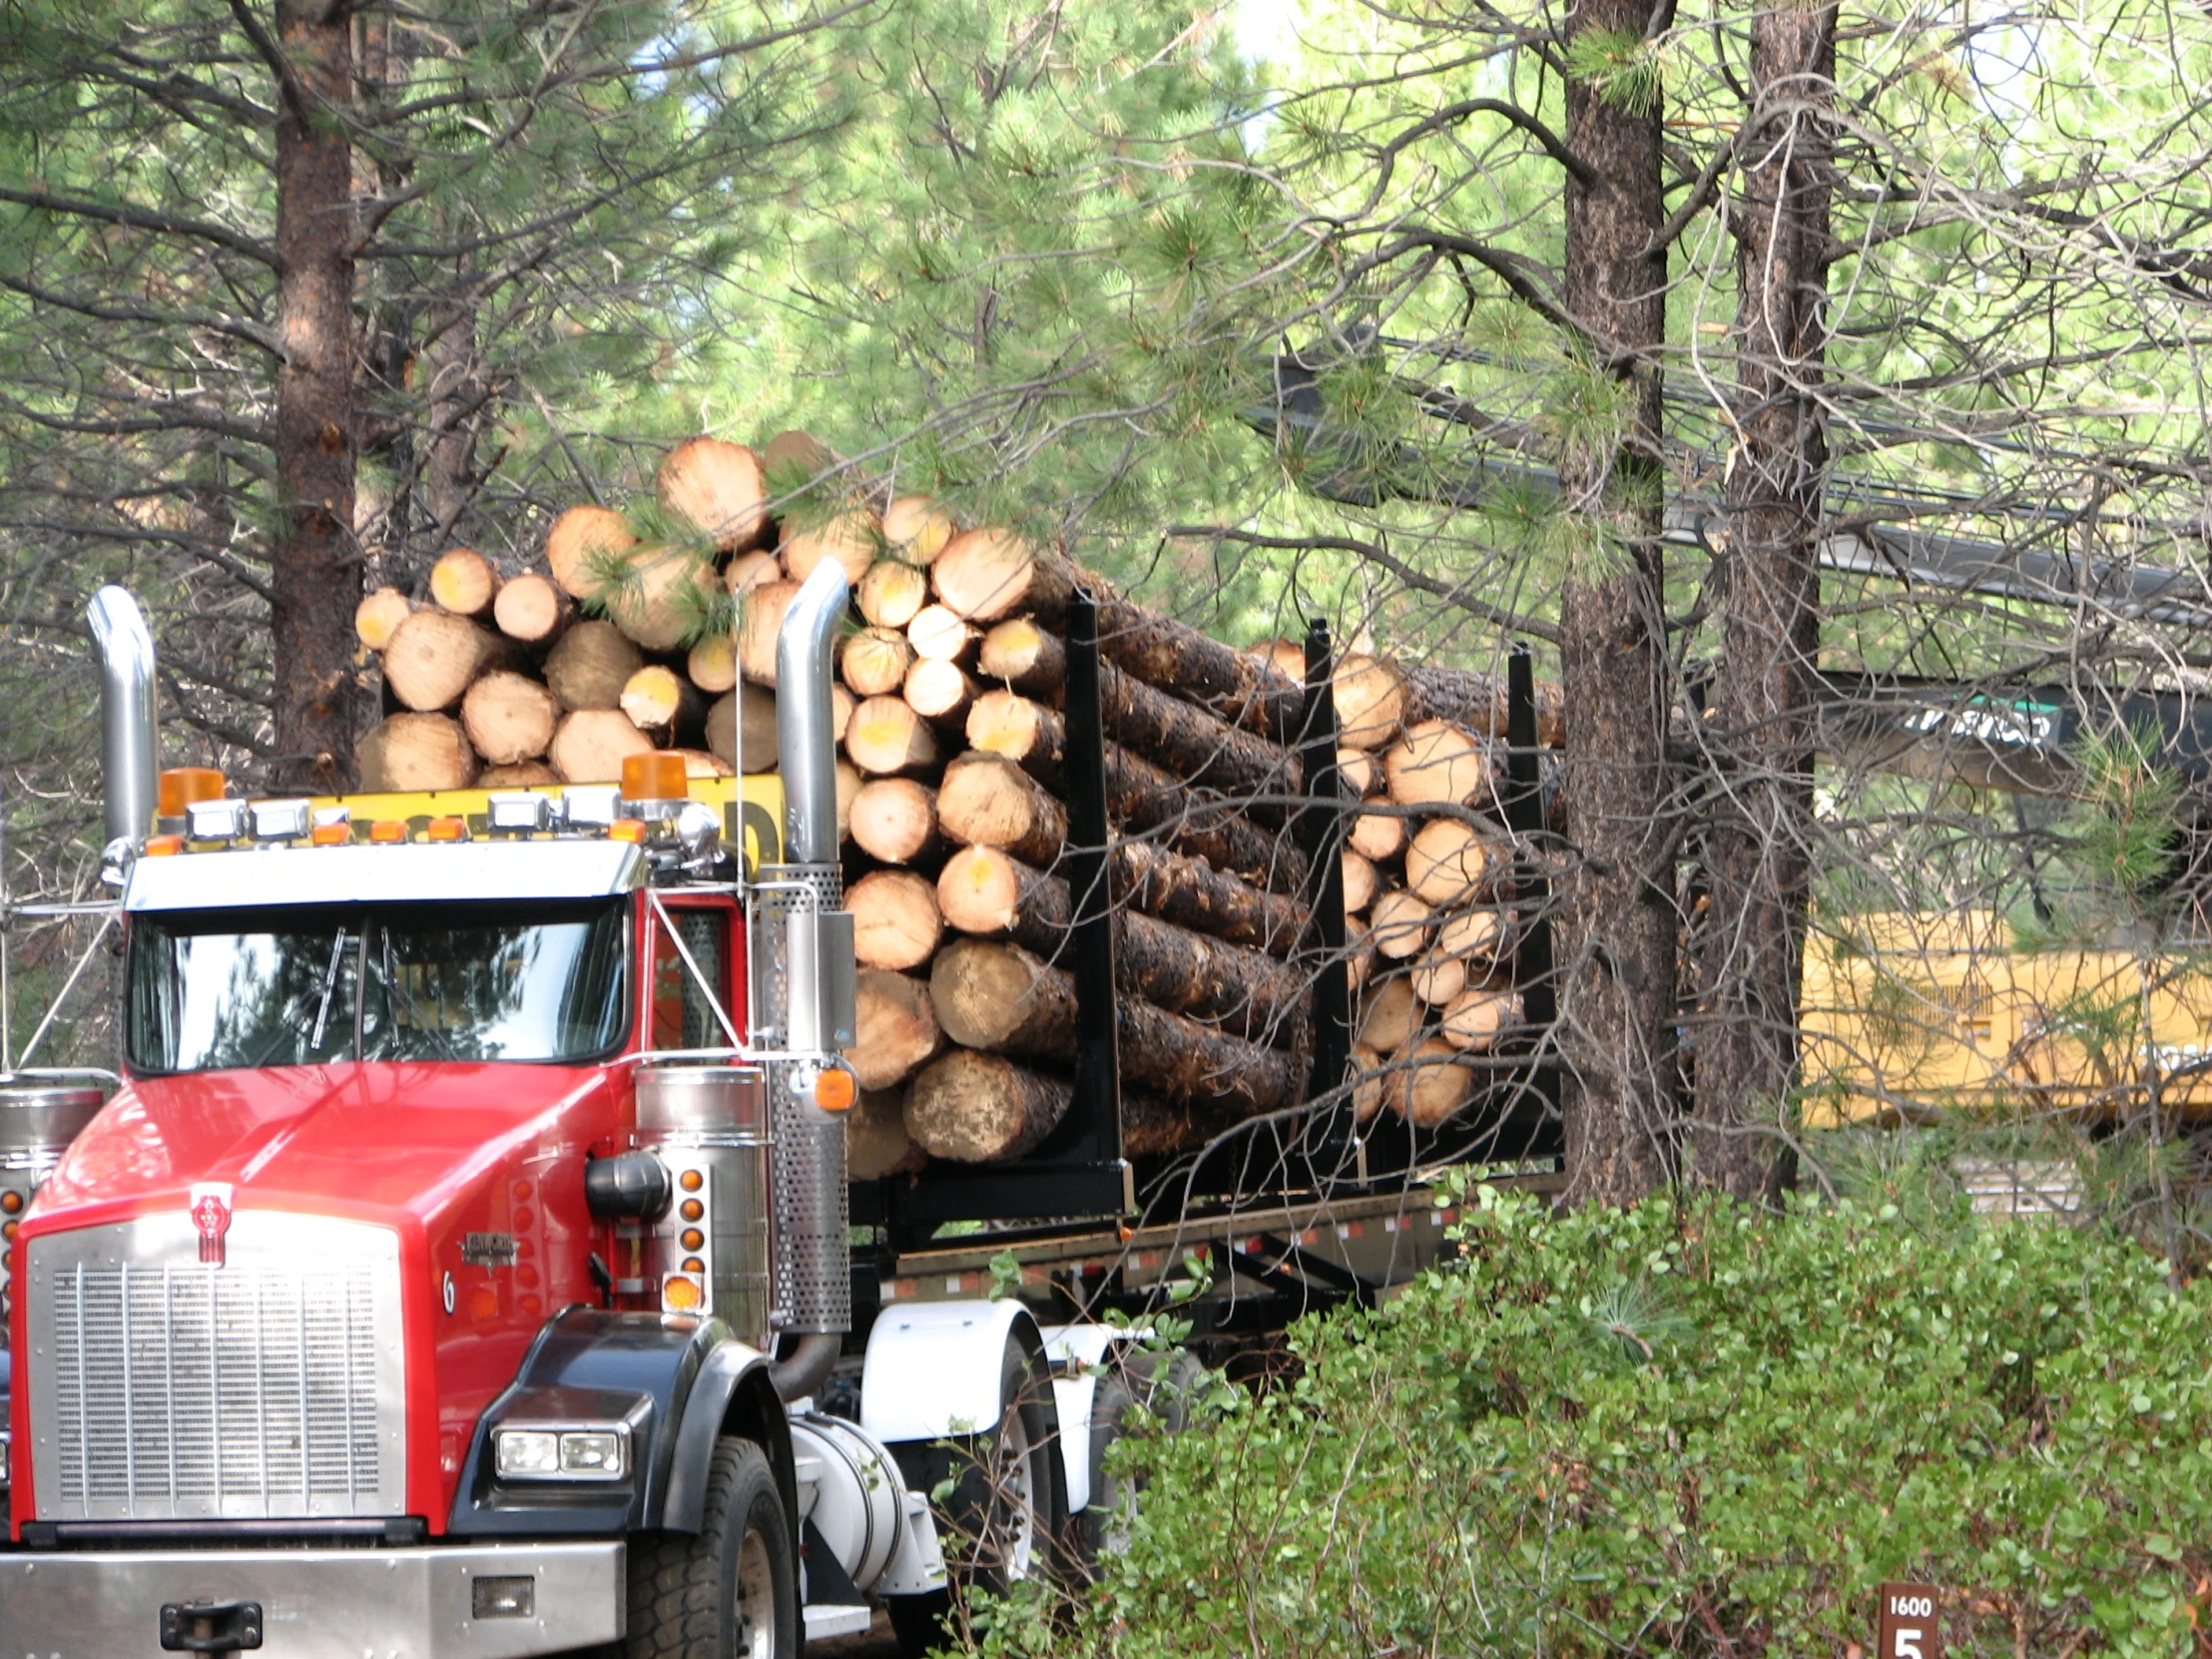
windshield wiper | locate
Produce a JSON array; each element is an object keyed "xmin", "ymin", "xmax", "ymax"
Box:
[{"xmin": 307, "ymin": 927, "xmax": 349, "ymax": 1051}]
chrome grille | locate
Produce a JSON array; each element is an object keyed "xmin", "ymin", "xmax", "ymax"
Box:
[{"xmin": 27, "ymin": 1213, "xmax": 404, "ymax": 1522}]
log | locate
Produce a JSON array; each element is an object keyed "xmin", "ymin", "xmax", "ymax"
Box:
[
  {"xmin": 669, "ymin": 749, "xmax": 732, "ymax": 779},
  {"xmin": 1435, "ymin": 906, "xmax": 1509, "ymax": 968},
  {"xmin": 734, "ymin": 578, "xmax": 800, "ymax": 687},
  {"xmin": 830, "ymin": 684, "xmax": 854, "ymax": 746},
  {"xmin": 545, "ymin": 504, "xmax": 637, "ymax": 600},
  {"xmin": 479, "ymin": 761, "xmax": 560, "ymax": 788},
  {"xmin": 724, "ymin": 549, "xmax": 781, "ymax": 594},
  {"xmin": 931, "ymin": 529, "xmax": 1070, "ymax": 624},
  {"xmin": 907, "ymin": 604, "xmax": 975, "ymax": 664},
  {"xmin": 1248, "ymin": 638, "xmax": 1306, "ymax": 683},
  {"xmin": 782, "ymin": 506, "xmax": 880, "ymax": 586},
  {"xmin": 1404, "ymin": 663, "xmax": 1565, "ymax": 748},
  {"xmin": 1369, "ymin": 888, "xmax": 1433, "ymax": 960},
  {"xmin": 1384, "ymin": 1037, "xmax": 1475, "ymax": 1128},
  {"xmin": 687, "ymin": 633, "xmax": 739, "ymax": 696},
  {"xmin": 976, "ymin": 617, "xmax": 1065, "ymax": 697},
  {"xmin": 929, "ymin": 939, "xmax": 1301, "ymax": 1113},
  {"xmin": 657, "ymin": 436, "xmax": 767, "ymax": 551},
  {"xmin": 850, "ymin": 969, "xmax": 942, "ymax": 1090},
  {"xmin": 848, "ymin": 868, "xmax": 941, "ymax": 970},
  {"xmin": 460, "ymin": 671, "xmax": 559, "ymax": 768},
  {"xmin": 1441, "ymin": 987, "xmax": 1521, "ymax": 1053},
  {"xmin": 1410, "ymin": 948, "xmax": 1466, "ymax": 1007},
  {"xmin": 936, "ymin": 752, "xmax": 1065, "ymax": 866},
  {"xmin": 544, "ymin": 620, "xmax": 645, "ymax": 712},
  {"xmin": 382, "ymin": 611, "xmax": 514, "ymax": 713},
  {"xmin": 762, "ymin": 428, "xmax": 838, "ymax": 487},
  {"xmin": 883, "ymin": 495, "xmax": 956, "ymax": 564},
  {"xmin": 1334, "ymin": 652, "xmax": 1407, "ymax": 751},
  {"xmin": 1337, "ymin": 748, "xmax": 1380, "ymax": 798},
  {"xmin": 706, "ymin": 684, "xmax": 778, "ymax": 772},
  {"xmin": 835, "ymin": 761, "xmax": 861, "ymax": 839},
  {"xmin": 600, "ymin": 545, "xmax": 719, "ymax": 654},
  {"xmin": 1342, "ymin": 847, "xmax": 1379, "ymax": 914},
  {"xmin": 428, "ymin": 547, "xmax": 499, "ymax": 617},
  {"xmin": 620, "ymin": 665, "xmax": 704, "ymax": 740},
  {"xmin": 904, "ymin": 1051, "xmax": 1072, "ymax": 1165},
  {"xmin": 841, "ymin": 627, "xmax": 914, "ymax": 698},
  {"xmin": 932, "ymin": 846, "xmax": 1309, "ymax": 1043},
  {"xmin": 965, "ymin": 690, "xmax": 1064, "ymax": 790},
  {"xmin": 492, "ymin": 572, "xmax": 570, "ymax": 646},
  {"xmin": 359, "ymin": 714, "xmax": 476, "ymax": 792},
  {"xmin": 1357, "ymin": 975, "xmax": 1419, "ymax": 1055},
  {"xmin": 1099, "ymin": 660, "xmax": 1299, "ymax": 813},
  {"xmin": 1104, "ymin": 746, "xmax": 1308, "ymax": 893},
  {"xmin": 847, "ymin": 1086, "xmax": 925, "ymax": 1179},
  {"xmin": 849, "ymin": 779, "xmax": 939, "ymax": 865},
  {"xmin": 355, "ymin": 586, "xmax": 412, "ymax": 652},
  {"xmin": 903, "ymin": 658, "xmax": 976, "ymax": 729},
  {"xmin": 1109, "ymin": 838, "xmax": 1306, "ymax": 954},
  {"xmin": 1405, "ymin": 818, "xmax": 1500, "ymax": 905},
  {"xmin": 857, "ymin": 558, "xmax": 930, "ymax": 630},
  {"xmin": 844, "ymin": 695, "xmax": 939, "ymax": 777},
  {"xmin": 549, "ymin": 709, "xmax": 655, "ymax": 784},
  {"xmin": 1349, "ymin": 803, "xmax": 1406, "ymax": 862},
  {"xmin": 1352, "ymin": 1045, "xmax": 1386, "ymax": 1123},
  {"xmin": 1384, "ymin": 719, "xmax": 1492, "ymax": 808},
  {"xmin": 1344, "ymin": 919, "xmax": 1378, "ymax": 991}
]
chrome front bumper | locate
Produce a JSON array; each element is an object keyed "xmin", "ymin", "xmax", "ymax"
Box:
[{"xmin": 0, "ymin": 1539, "xmax": 623, "ymax": 1658}]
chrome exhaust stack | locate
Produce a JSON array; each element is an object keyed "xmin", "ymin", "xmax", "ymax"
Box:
[
  {"xmin": 86, "ymin": 587, "xmax": 158, "ymax": 875},
  {"xmin": 753, "ymin": 559, "xmax": 857, "ymax": 1363}
]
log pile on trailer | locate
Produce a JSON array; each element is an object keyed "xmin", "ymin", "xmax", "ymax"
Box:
[{"xmin": 352, "ymin": 432, "xmax": 1564, "ymax": 1175}]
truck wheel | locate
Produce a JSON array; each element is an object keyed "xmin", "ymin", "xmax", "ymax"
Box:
[
  {"xmin": 886, "ymin": 1333, "xmax": 1069, "ymax": 1655},
  {"xmin": 625, "ymin": 1435, "xmax": 797, "ymax": 1659}
]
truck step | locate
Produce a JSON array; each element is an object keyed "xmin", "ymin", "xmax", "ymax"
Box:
[{"xmin": 804, "ymin": 1604, "xmax": 875, "ymax": 1642}]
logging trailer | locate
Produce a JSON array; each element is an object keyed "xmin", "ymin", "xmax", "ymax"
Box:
[{"xmin": 0, "ymin": 568, "xmax": 1551, "ymax": 1659}]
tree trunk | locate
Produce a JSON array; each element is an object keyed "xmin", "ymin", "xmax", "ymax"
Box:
[
  {"xmin": 271, "ymin": 0, "xmax": 361, "ymax": 791},
  {"xmin": 1691, "ymin": 1, "xmax": 1837, "ymax": 1204},
  {"xmin": 1555, "ymin": 0, "xmax": 1677, "ymax": 1207}
]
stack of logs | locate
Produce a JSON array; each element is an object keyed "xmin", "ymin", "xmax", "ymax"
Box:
[{"xmin": 352, "ymin": 431, "xmax": 1566, "ymax": 1174}]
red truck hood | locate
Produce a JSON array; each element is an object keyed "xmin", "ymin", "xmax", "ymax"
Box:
[{"xmin": 33, "ymin": 1060, "xmax": 614, "ymax": 1230}]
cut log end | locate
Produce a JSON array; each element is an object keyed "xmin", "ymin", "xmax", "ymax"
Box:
[
  {"xmin": 849, "ymin": 779, "xmax": 939, "ymax": 866},
  {"xmin": 360, "ymin": 714, "xmax": 477, "ymax": 793},
  {"xmin": 849, "ymin": 868, "xmax": 942, "ymax": 971},
  {"xmin": 549, "ymin": 709, "xmax": 655, "ymax": 784},
  {"xmin": 850, "ymin": 969, "xmax": 943, "ymax": 1091},
  {"xmin": 459, "ymin": 671, "xmax": 559, "ymax": 768},
  {"xmin": 355, "ymin": 586, "xmax": 412, "ymax": 653},
  {"xmin": 657, "ymin": 437, "xmax": 766, "ymax": 552},
  {"xmin": 844, "ymin": 695, "xmax": 939, "ymax": 777},
  {"xmin": 429, "ymin": 547, "xmax": 499, "ymax": 618},
  {"xmin": 492, "ymin": 572, "xmax": 569, "ymax": 645},
  {"xmin": 545, "ymin": 621, "xmax": 645, "ymax": 713},
  {"xmin": 883, "ymin": 495, "xmax": 957, "ymax": 564},
  {"xmin": 903, "ymin": 1051, "xmax": 1073, "ymax": 1164}
]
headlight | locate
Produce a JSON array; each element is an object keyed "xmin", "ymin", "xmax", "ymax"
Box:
[{"xmin": 494, "ymin": 1424, "xmax": 627, "ymax": 1481}]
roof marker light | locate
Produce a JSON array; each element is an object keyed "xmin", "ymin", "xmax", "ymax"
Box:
[
  {"xmin": 310, "ymin": 822, "xmax": 350, "ymax": 846},
  {"xmin": 425, "ymin": 817, "xmax": 468, "ymax": 842},
  {"xmin": 609, "ymin": 819, "xmax": 647, "ymax": 844},
  {"xmin": 369, "ymin": 820, "xmax": 407, "ymax": 844},
  {"xmin": 144, "ymin": 833, "xmax": 185, "ymax": 857},
  {"xmin": 621, "ymin": 752, "xmax": 688, "ymax": 807},
  {"xmin": 157, "ymin": 768, "xmax": 226, "ymax": 819}
]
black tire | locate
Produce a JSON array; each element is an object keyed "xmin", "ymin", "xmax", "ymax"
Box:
[
  {"xmin": 886, "ymin": 1333, "xmax": 1069, "ymax": 1655},
  {"xmin": 1077, "ymin": 1376, "xmax": 1136, "ymax": 1566},
  {"xmin": 623, "ymin": 1436, "xmax": 798, "ymax": 1659}
]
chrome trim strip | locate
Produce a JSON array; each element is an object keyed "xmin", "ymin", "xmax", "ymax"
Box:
[
  {"xmin": 125, "ymin": 839, "xmax": 646, "ymax": 912},
  {"xmin": 0, "ymin": 1541, "xmax": 624, "ymax": 1659}
]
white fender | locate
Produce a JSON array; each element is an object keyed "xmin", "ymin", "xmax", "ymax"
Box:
[{"xmin": 858, "ymin": 1299, "xmax": 1041, "ymax": 1443}]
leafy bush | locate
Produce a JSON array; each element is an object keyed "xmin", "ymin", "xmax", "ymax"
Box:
[{"xmin": 969, "ymin": 1178, "xmax": 2212, "ymax": 1658}]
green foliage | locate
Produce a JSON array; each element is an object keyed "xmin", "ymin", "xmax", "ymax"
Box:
[
  {"xmin": 1564, "ymin": 25, "xmax": 1663, "ymax": 117},
  {"xmin": 967, "ymin": 1184, "xmax": 2212, "ymax": 1659}
]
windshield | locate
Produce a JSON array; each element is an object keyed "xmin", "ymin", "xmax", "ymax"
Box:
[{"xmin": 127, "ymin": 899, "xmax": 631, "ymax": 1073}]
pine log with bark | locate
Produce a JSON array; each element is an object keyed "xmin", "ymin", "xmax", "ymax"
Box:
[
  {"xmin": 1554, "ymin": 0, "xmax": 1679, "ymax": 1206},
  {"xmin": 1104, "ymin": 746, "xmax": 1309, "ymax": 893},
  {"xmin": 847, "ymin": 1086, "xmax": 926, "ymax": 1179},
  {"xmin": 479, "ymin": 761, "xmax": 560, "ymax": 788},
  {"xmin": 965, "ymin": 690, "xmax": 1064, "ymax": 790},
  {"xmin": 936, "ymin": 752, "xmax": 1067, "ymax": 866},
  {"xmin": 620, "ymin": 665, "xmax": 704, "ymax": 741},
  {"xmin": 735, "ymin": 579, "xmax": 800, "ymax": 686},
  {"xmin": 841, "ymin": 627, "xmax": 914, "ymax": 698},
  {"xmin": 1405, "ymin": 819, "xmax": 1500, "ymax": 905},
  {"xmin": 1384, "ymin": 720, "xmax": 1492, "ymax": 808},
  {"xmin": 1383, "ymin": 1037, "xmax": 1476, "ymax": 1128},
  {"xmin": 848, "ymin": 779, "xmax": 940, "ymax": 865},
  {"xmin": 1108, "ymin": 838, "xmax": 1306, "ymax": 953},
  {"xmin": 545, "ymin": 505, "xmax": 638, "ymax": 600},
  {"xmin": 782, "ymin": 506, "xmax": 880, "ymax": 586},
  {"xmin": 1350, "ymin": 804, "xmax": 1407, "ymax": 861},
  {"xmin": 549, "ymin": 709, "xmax": 655, "ymax": 784},
  {"xmin": 429, "ymin": 547, "xmax": 499, "ymax": 617},
  {"xmin": 657, "ymin": 437, "xmax": 766, "ymax": 551},
  {"xmin": 857, "ymin": 558, "xmax": 930, "ymax": 629},
  {"xmin": 381, "ymin": 610, "xmax": 516, "ymax": 713},
  {"xmin": 492, "ymin": 573, "xmax": 570, "ymax": 646},
  {"xmin": 598, "ymin": 545, "xmax": 719, "ymax": 654},
  {"xmin": 907, "ymin": 604, "xmax": 976, "ymax": 665},
  {"xmin": 903, "ymin": 658, "xmax": 976, "ymax": 729},
  {"xmin": 544, "ymin": 621, "xmax": 644, "ymax": 712},
  {"xmin": 882, "ymin": 496, "xmax": 956, "ymax": 564},
  {"xmin": 844, "ymin": 695, "xmax": 939, "ymax": 777},
  {"xmin": 1099, "ymin": 661, "xmax": 1300, "ymax": 816},
  {"xmin": 459, "ymin": 671, "xmax": 558, "ymax": 767},
  {"xmin": 850, "ymin": 969, "xmax": 943, "ymax": 1090},
  {"xmin": 1370, "ymin": 888, "xmax": 1433, "ymax": 960},
  {"xmin": 904, "ymin": 1050, "xmax": 1073, "ymax": 1164},
  {"xmin": 976, "ymin": 617, "xmax": 1065, "ymax": 697},
  {"xmin": 686, "ymin": 633, "xmax": 738, "ymax": 696},
  {"xmin": 848, "ymin": 868, "xmax": 941, "ymax": 970},
  {"xmin": 359, "ymin": 713, "xmax": 475, "ymax": 792},
  {"xmin": 1403, "ymin": 664, "xmax": 1565, "ymax": 747}
]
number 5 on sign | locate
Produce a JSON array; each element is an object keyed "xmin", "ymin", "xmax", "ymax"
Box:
[{"xmin": 1879, "ymin": 1582, "xmax": 1939, "ymax": 1659}]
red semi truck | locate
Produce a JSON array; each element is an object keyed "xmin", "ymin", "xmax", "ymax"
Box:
[{"xmin": 0, "ymin": 570, "xmax": 1535, "ymax": 1659}]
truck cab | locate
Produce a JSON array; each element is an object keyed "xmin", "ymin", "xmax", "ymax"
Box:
[{"xmin": 0, "ymin": 571, "xmax": 1070, "ymax": 1658}]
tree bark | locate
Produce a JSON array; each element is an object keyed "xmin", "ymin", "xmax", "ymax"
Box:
[
  {"xmin": 272, "ymin": 0, "xmax": 361, "ymax": 791},
  {"xmin": 1690, "ymin": 1, "xmax": 1837, "ymax": 1204},
  {"xmin": 1556, "ymin": 0, "xmax": 1678, "ymax": 1206}
]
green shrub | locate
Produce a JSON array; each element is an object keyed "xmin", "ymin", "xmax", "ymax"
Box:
[{"xmin": 974, "ymin": 1180, "xmax": 2212, "ymax": 1658}]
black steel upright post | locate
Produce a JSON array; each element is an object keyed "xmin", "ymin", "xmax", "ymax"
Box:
[
  {"xmin": 1297, "ymin": 619, "xmax": 1352, "ymax": 1106},
  {"xmin": 1063, "ymin": 591, "xmax": 1123, "ymax": 1163},
  {"xmin": 1505, "ymin": 646, "xmax": 1557, "ymax": 1034}
]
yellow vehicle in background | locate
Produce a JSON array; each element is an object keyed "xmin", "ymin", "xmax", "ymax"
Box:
[{"xmin": 1800, "ymin": 911, "xmax": 2212, "ymax": 1125}]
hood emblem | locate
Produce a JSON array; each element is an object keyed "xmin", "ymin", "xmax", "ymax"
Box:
[{"xmin": 191, "ymin": 1182, "xmax": 234, "ymax": 1266}]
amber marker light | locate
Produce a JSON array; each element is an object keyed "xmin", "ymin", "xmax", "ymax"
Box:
[
  {"xmin": 425, "ymin": 817, "xmax": 467, "ymax": 842},
  {"xmin": 310, "ymin": 822, "xmax": 350, "ymax": 846},
  {"xmin": 608, "ymin": 818, "xmax": 648, "ymax": 843},
  {"xmin": 144, "ymin": 834, "xmax": 185, "ymax": 857},
  {"xmin": 661, "ymin": 1273, "xmax": 704, "ymax": 1313},
  {"xmin": 369, "ymin": 820, "xmax": 407, "ymax": 843},
  {"xmin": 158, "ymin": 767, "xmax": 226, "ymax": 818},
  {"xmin": 678, "ymin": 1169, "xmax": 703, "ymax": 1193},
  {"xmin": 814, "ymin": 1066, "xmax": 856, "ymax": 1113},
  {"xmin": 622, "ymin": 751, "xmax": 688, "ymax": 803}
]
